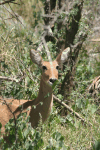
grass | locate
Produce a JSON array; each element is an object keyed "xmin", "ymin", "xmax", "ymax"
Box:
[{"xmin": 40, "ymin": 109, "xmax": 100, "ymax": 149}]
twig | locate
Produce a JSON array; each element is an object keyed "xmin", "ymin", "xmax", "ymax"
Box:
[
  {"xmin": 49, "ymin": 4, "xmax": 66, "ymax": 28},
  {"xmin": 2, "ymin": 5, "xmax": 25, "ymax": 27},
  {"xmin": 41, "ymin": 35, "xmax": 52, "ymax": 62},
  {"xmin": 19, "ymin": 59, "xmax": 40, "ymax": 81},
  {"xmin": 53, "ymin": 95, "xmax": 92, "ymax": 126},
  {"xmin": 0, "ymin": 76, "xmax": 18, "ymax": 82},
  {"xmin": 90, "ymin": 39, "xmax": 100, "ymax": 42},
  {"xmin": 37, "ymin": 6, "xmax": 67, "ymax": 54},
  {"xmin": 42, "ymin": 14, "xmax": 55, "ymax": 18},
  {"xmin": 0, "ymin": 0, "xmax": 15, "ymax": 5},
  {"xmin": 0, "ymin": 76, "xmax": 24, "ymax": 82},
  {"xmin": 8, "ymin": 3, "xmax": 25, "ymax": 26},
  {"xmin": 3, "ymin": 17, "xmax": 16, "ymax": 20},
  {"xmin": 9, "ymin": 1, "xmax": 20, "ymax": 5}
]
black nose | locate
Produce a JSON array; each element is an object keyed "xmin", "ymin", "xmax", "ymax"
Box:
[{"xmin": 49, "ymin": 78, "xmax": 57, "ymax": 84}]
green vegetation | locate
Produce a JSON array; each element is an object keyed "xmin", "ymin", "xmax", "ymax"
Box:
[{"xmin": 0, "ymin": 0, "xmax": 100, "ymax": 149}]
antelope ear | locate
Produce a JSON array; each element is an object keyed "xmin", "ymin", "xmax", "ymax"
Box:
[
  {"xmin": 56, "ymin": 47, "xmax": 70, "ymax": 65},
  {"xmin": 30, "ymin": 49, "xmax": 43, "ymax": 68}
]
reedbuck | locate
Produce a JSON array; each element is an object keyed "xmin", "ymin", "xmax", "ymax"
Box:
[{"xmin": 0, "ymin": 47, "xmax": 70, "ymax": 134}]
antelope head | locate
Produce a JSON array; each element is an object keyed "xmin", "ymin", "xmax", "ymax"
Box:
[{"xmin": 30, "ymin": 47, "xmax": 70, "ymax": 87}]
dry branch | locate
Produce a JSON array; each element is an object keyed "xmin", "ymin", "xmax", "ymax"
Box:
[
  {"xmin": 0, "ymin": 75, "xmax": 27, "ymax": 83},
  {"xmin": 2, "ymin": 5, "xmax": 25, "ymax": 27},
  {"xmin": 0, "ymin": 0, "xmax": 15, "ymax": 5},
  {"xmin": 53, "ymin": 95, "xmax": 92, "ymax": 126},
  {"xmin": 0, "ymin": 76, "xmax": 19, "ymax": 82},
  {"xmin": 19, "ymin": 59, "xmax": 40, "ymax": 81},
  {"xmin": 90, "ymin": 39, "xmax": 100, "ymax": 42}
]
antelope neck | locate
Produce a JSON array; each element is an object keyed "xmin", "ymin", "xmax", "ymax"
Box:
[{"xmin": 37, "ymin": 77, "xmax": 53, "ymax": 103}]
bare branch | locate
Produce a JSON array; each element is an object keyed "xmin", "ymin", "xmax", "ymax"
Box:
[
  {"xmin": 8, "ymin": 3, "xmax": 25, "ymax": 27},
  {"xmin": 0, "ymin": 76, "xmax": 19, "ymax": 82},
  {"xmin": 0, "ymin": 76, "xmax": 25, "ymax": 82},
  {"xmin": 41, "ymin": 35, "xmax": 52, "ymax": 62},
  {"xmin": 2, "ymin": 5, "xmax": 25, "ymax": 27},
  {"xmin": 0, "ymin": 0, "xmax": 15, "ymax": 5},
  {"xmin": 90, "ymin": 39, "xmax": 100, "ymax": 42},
  {"xmin": 42, "ymin": 14, "xmax": 55, "ymax": 18},
  {"xmin": 19, "ymin": 59, "xmax": 40, "ymax": 81},
  {"xmin": 53, "ymin": 95, "xmax": 92, "ymax": 126}
]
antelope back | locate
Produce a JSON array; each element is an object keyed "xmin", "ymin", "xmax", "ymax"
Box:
[{"xmin": 0, "ymin": 98, "xmax": 31, "ymax": 133}]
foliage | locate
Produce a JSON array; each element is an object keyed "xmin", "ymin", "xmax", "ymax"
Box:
[
  {"xmin": 1, "ymin": 113, "xmax": 43, "ymax": 150},
  {"xmin": 93, "ymin": 140, "xmax": 100, "ymax": 150},
  {"xmin": 0, "ymin": 112, "xmax": 66, "ymax": 150},
  {"xmin": 46, "ymin": 132, "xmax": 66, "ymax": 150},
  {"xmin": 0, "ymin": 113, "xmax": 44, "ymax": 149}
]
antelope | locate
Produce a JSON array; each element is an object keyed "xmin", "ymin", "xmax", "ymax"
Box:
[{"xmin": 0, "ymin": 47, "xmax": 70, "ymax": 134}]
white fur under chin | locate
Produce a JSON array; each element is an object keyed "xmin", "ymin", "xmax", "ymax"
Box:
[{"xmin": 47, "ymin": 81, "xmax": 53, "ymax": 87}]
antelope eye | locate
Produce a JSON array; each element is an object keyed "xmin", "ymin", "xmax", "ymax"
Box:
[
  {"xmin": 56, "ymin": 66, "xmax": 59, "ymax": 70},
  {"xmin": 42, "ymin": 66, "xmax": 47, "ymax": 71}
]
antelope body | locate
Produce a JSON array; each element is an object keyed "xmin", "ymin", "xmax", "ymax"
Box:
[{"xmin": 0, "ymin": 47, "xmax": 70, "ymax": 134}]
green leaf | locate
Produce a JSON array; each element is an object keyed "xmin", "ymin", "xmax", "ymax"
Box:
[
  {"xmin": 0, "ymin": 123, "xmax": 2, "ymax": 129},
  {"xmin": 23, "ymin": 129, "xmax": 29, "ymax": 137},
  {"xmin": 40, "ymin": 102, "xmax": 43, "ymax": 105},
  {"xmin": 57, "ymin": 94, "xmax": 63, "ymax": 100},
  {"xmin": 52, "ymin": 80, "xmax": 58, "ymax": 89},
  {"xmin": 93, "ymin": 140, "xmax": 100, "ymax": 150},
  {"xmin": 44, "ymin": 92, "xmax": 50, "ymax": 98},
  {"xmin": 87, "ymin": 104, "xmax": 97, "ymax": 114},
  {"xmin": 32, "ymin": 105, "xmax": 36, "ymax": 109},
  {"xmin": 52, "ymin": 132, "xmax": 64, "ymax": 141}
]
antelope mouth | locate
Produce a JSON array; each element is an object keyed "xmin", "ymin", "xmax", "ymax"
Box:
[{"xmin": 47, "ymin": 79, "xmax": 58, "ymax": 87}]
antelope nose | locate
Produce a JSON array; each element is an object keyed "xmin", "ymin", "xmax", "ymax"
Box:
[{"xmin": 49, "ymin": 78, "xmax": 57, "ymax": 84}]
